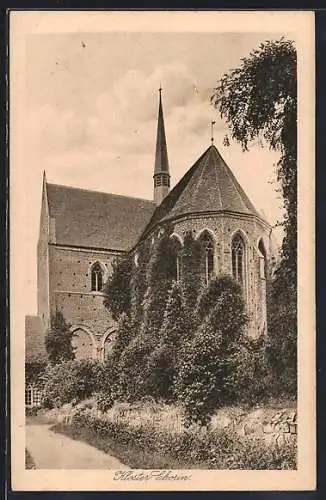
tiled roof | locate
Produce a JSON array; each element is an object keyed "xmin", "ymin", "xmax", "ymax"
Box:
[
  {"xmin": 141, "ymin": 145, "xmax": 266, "ymax": 239},
  {"xmin": 46, "ymin": 184, "xmax": 156, "ymax": 251},
  {"xmin": 25, "ymin": 315, "xmax": 47, "ymax": 361}
]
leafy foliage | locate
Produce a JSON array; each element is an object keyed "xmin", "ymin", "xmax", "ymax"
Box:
[
  {"xmin": 196, "ymin": 275, "xmax": 240, "ymax": 322},
  {"xmin": 59, "ymin": 406, "xmax": 296, "ymax": 470},
  {"xmin": 103, "ymin": 256, "xmax": 132, "ymax": 321},
  {"xmin": 41, "ymin": 359, "xmax": 104, "ymax": 408},
  {"xmin": 266, "ymin": 278, "xmax": 297, "ymax": 396},
  {"xmin": 25, "ymin": 359, "xmax": 47, "ymax": 386},
  {"xmin": 130, "ymin": 240, "xmax": 151, "ymax": 326},
  {"xmin": 146, "ymin": 282, "xmax": 191, "ymax": 399},
  {"xmin": 211, "ymin": 38, "xmax": 297, "ymax": 283},
  {"xmin": 110, "ymin": 312, "xmax": 135, "ymax": 362},
  {"xmin": 174, "ymin": 276, "xmax": 248, "ymax": 424},
  {"xmin": 180, "ymin": 231, "xmax": 203, "ymax": 313},
  {"xmin": 45, "ymin": 311, "xmax": 75, "ymax": 364},
  {"xmin": 211, "ymin": 38, "xmax": 297, "ymax": 397}
]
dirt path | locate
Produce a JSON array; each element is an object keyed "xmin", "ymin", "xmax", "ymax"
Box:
[{"xmin": 26, "ymin": 425, "xmax": 129, "ymax": 469}]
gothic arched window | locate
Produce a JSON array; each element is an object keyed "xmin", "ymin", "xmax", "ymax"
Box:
[
  {"xmin": 232, "ymin": 233, "xmax": 246, "ymax": 287},
  {"xmin": 91, "ymin": 262, "xmax": 103, "ymax": 292},
  {"xmin": 199, "ymin": 231, "xmax": 214, "ymax": 285},
  {"xmin": 170, "ymin": 236, "xmax": 182, "ymax": 282}
]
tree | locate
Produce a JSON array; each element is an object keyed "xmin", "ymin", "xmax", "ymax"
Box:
[
  {"xmin": 146, "ymin": 282, "xmax": 190, "ymax": 400},
  {"xmin": 114, "ymin": 230, "xmax": 178, "ymax": 400},
  {"xmin": 174, "ymin": 276, "xmax": 248, "ymax": 424},
  {"xmin": 211, "ymin": 38, "xmax": 297, "ymax": 287},
  {"xmin": 45, "ymin": 311, "xmax": 75, "ymax": 363},
  {"xmin": 110, "ymin": 312, "xmax": 135, "ymax": 362},
  {"xmin": 211, "ymin": 38, "xmax": 297, "ymax": 395},
  {"xmin": 130, "ymin": 239, "xmax": 151, "ymax": 327},
  {"xmin": 103, "ymin": 255, "xmax": 132, "ymax": 321}
]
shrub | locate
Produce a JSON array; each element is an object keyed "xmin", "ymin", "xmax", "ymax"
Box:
[
  {"xmin": 145, "ymin": 282, "xmax": 192, "ymax": 400},
  {"xmin": 25, "ymin": 358, "xmax": 47, "ymax": 386},
  {"xmin": 130, "ymin": 240, "xmax": 151, "ymax": 326},
  {"xmin": 196, "ymin": 275, "xmax": 241, "ymax": 322},
  {"xmin": 55, "ymin": 406, "xmax": 296, "ymax": 470},
  {"xmin": 174, "ymin": 276, "xmax": 248, "ymax": 424},
  {"xmin": 103, "ymin": 255, "xmax": 132, "ymax": 321},
  {"xmin": 41, "ymin": 359, "xmax": 103, "ymax": 408},
  {"xmin": 266, "ymin": 273, "xmax": 297, "ymax": 397},
  {"xmin": 226, "ymin": 335, "xmax": 272, "ymax": 406},
  {"xmin": 45, "ymin": 311, "xmax": 75, "ymax": 363},
  {"xmin": 180, "ymin": 231, "xmax": 203, "ymax": 314},
  {"xmin": 110, "ymin": 312, "xmax": 135, "ymax": 362}
]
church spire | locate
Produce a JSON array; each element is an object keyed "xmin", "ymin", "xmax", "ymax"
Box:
[{"xmin": 153, "ymin": 87, "xmax": 170, "ymax": 205}]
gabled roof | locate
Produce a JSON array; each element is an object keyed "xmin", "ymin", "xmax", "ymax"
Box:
[
  {"xmin": 25, "ymin": 315, "xmax": 46, "ymax": 361},
  {"xmin": 46, "ymin": 183, "xmax": 156, "ymax": 251},
  {"xmin": 141, "ymin": 145, "xmax": 267, "ymax": 239}
]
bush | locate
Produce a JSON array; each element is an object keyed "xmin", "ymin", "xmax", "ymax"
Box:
[
  {"xmin": 174, "ymin": 276, "xmax": 248, "ymax": 424},
  {"xmin": 103, "ymin": 255, "xmax": 132, "ymax": 321},
  {"xmin": 110, "ymin": 313, "xmax": 135, "ymax": 362},
  {"xmin": 41, "ymin": 359, "xmax": 104, "ymax": 408},
  {"xmin": 266, "ymin": 274, "xmax": 297, "ymax": 397},
  {"xmin": 180, "ymin": 231, "xmax": 203, "ymax": 314},
  {"xmin": 55, "ymin": 406, "xmax": 296, "ymax": 470},
  {"xmin": 45, "ymin": 311, "xmax": 75, "ymax": 363},
  {"xmin": 145, "ymin": 282, "xmax": 192, "ymax": 400},
  {"xmin": 25, "ymin": 358, "xmax": 47, "ymax": 386}
]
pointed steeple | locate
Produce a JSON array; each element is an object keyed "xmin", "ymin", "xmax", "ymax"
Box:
[{"xmin": 153, "ymin": 87, "xmax": 170, "ymax": 205}]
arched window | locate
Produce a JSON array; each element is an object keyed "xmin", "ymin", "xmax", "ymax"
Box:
[
  {"xmin": 102, "ymin": 330, "xmax": 116, "ymax": 361},
  {"xmin": 232, "ymin": 233, "xmax": 246, "ymax": 287},
  {"xmin": 170, "ymin": 236, "xmax": 182, "ymax": 282},
  {"xmin": 258, "ymin": 239, "xmax": 267, "ymax": 279},
  {"xmin": 71, "ymin": 327, "xmax": 95, "ymax": 359},
  {"xmin": 198, "ymin": 231, "xmax": 214, "ymax": 285},
  {"xmin": 91, "ymin": 262, "xmax": 103, "ymax": 292}
]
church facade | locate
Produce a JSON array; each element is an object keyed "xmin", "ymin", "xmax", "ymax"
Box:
[{"xmin": 28, "ymin": 90, "xmax": 273, "ymax": 362}]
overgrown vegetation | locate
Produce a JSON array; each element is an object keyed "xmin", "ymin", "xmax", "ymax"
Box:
[
  {"xmin": 35, "ymin": 41, "xmax": 297, "ymax": 429},
  {"xmin": 103, "ymin": 256, "xmax": 132, "ymax": 321},
  {"xmin": 211, "ymin": 38, "xmax": 297, "ymax": 396},
  {"xmin": 45, "ymin": 311, "xmax": 75, "ymax": 363},
  {"xmin": 52, "ymin": 405, "xmax": 296, "ymax": 470},
  {"xmin": 100, "ymin": 226, "xmax": 279, "ymax": 423},
  {"xmin": 40, "ymin": 359, "xmax": 104, "ymax": 408},
  {"xmin": 25, "ymin": 358, "xmax": 47, "ymax": 386}
]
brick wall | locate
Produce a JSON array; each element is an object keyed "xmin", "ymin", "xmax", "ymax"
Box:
[
  {"xmin": 154, "ymin": 213, "xmax": 271, "ymax": 337},
  {"xmin": 47, "ymin": 245, "xmax": 121, "ymax": 358}
]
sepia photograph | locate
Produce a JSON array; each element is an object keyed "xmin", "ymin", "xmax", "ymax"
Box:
[{"xmin": 10, "ymin": 10, "xmax": 315, "ymax": 491}]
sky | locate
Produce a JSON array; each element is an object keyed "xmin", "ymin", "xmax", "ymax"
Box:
[{"xmin": 20, "ymin": 30, "xmax": 288, "ymax": 315}]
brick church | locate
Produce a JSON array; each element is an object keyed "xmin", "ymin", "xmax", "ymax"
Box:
[{"xmin": 26, "ymin": 89, "xmax": 274, "ymax": 362}]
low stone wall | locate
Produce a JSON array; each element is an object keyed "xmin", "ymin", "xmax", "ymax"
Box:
[
  {"xmin": 46, "ymin": 401, "xmax": 297, "ymax": 448},
  {"xmin": 211, "ymin": 407, "xmax": 297, "ymax": 446}
]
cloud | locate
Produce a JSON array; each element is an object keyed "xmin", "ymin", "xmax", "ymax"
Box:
[
  {"xmin": 28, "ymin": 104, "xmax": 91, "ymax": 153},
  {"xmin": 26, "ymin": 62, "xmax": 212, "ymax": 161},
  {"xmin": 25, "ymin": 60, "xmax": 283, "ymax": 229}
]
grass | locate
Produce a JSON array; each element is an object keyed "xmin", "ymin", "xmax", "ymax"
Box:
[
  {"xmin": 26, "ymin": 408, "xmax": 57, "ymax": 426},
  {"xmin": 50, "ymin": 400, "xmax": 296, "ymax": 470},
  {"xmin": 52, "ymin": 422, "xmax": 206, "ymax": 469},
  {"xmin": 25, "ymin": 449, "xmax": 36, "ymax": 469}
]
